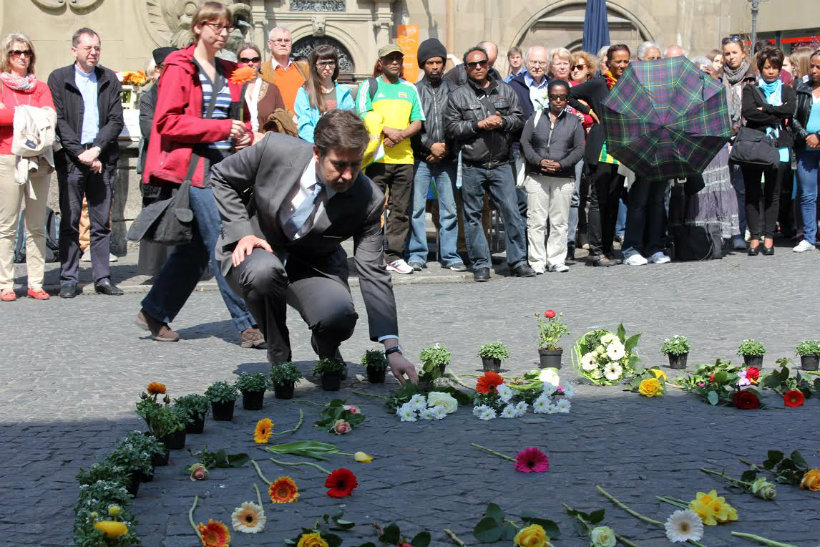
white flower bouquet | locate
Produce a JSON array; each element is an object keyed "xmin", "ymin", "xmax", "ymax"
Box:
[
  {"xmin": 572, "ymin": 324, "xmax": 641, "ymax": 385},
  {"xmin": 396, "ymin": 391, "xmax": 459, "ymax": 422},
  {"xmin": 472, "ymin": 371, "xmax": 574, "ymax": 420}
]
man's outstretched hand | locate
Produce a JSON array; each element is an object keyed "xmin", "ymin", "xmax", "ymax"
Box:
[{"xmin": 387, "ymin": 352, "xmax": 418, "ymax": 386}]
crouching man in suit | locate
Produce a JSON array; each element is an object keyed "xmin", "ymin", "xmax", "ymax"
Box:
[{"xmin": 212, "ymin": 109, "xmax": 418, "ymax": 384}]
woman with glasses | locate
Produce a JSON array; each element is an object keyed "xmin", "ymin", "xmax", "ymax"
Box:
[
  {"xmin": 0, "ymin": 32, "xmax": 55, "ymax": 301},
  {"xmin": 294, "ymin": 45, "xmax": 354, "ymax": 143},
  {"xmin": 791, "ymin": 49, "xmax": 820, "ymax": 253},
  {"xmin": 138, "ymin": 1, "xmax": 263, "ymax": 347}
]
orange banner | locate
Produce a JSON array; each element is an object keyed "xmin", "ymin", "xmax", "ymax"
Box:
[{"xmin": 397, "ymin": 25, "xmax": 419, "ymax": 83}]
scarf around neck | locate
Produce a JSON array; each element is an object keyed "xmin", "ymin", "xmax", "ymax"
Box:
[
  {"xmin": 722, "ymin": 58, "xmax": 751, "ymax": 86},
  {"xmin": 0, "ymin": 72, "xmax": 37, "ymax": 93},
  {"xmin": 603, "ymin": 70, "xmax": 618, "ymax": 90}
]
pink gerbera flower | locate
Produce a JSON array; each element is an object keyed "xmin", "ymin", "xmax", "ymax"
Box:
[{"xmin": 514, "ymin": 447, "xmax": 549, "ymax": 473}]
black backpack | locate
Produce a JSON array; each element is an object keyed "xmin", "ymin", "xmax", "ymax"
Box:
[{"xmin": 13, "ymin": 206, "xmax": 60, "ymax": 263}]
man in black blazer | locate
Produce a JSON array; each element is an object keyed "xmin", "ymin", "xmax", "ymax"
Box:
[{"xmin": 211, "ymin": 110, "xmax": 418, "ymax": 384}]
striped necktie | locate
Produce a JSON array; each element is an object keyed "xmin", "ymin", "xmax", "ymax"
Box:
[{"xmin": 284, "ymin": 181, "xmax": 325, "ymax": 239}]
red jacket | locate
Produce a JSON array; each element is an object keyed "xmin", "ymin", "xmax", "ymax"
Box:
[
  {"xmin": 0, "ymin": 79, "xmax": 55, "ymax": 155},
  {"xmin": 143, "ymin": 45, "xmax": 252, "ymax": 188}
]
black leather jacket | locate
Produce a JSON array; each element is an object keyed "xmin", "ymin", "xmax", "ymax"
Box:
[
  {"xmin": 792, "ymin": 80, "xmax": 817, "ymax": 148},
  {"xmin": 444, "ymin": 76, "xmax": 523, "ymax": 167},
  {"xmin": 412, "ymin": 76, "xmax": 453, "ymax": 161}
]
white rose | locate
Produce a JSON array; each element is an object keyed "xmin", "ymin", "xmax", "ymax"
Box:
[
  {"xmin": 426, "ymin": 392, "xmax": 458, "ymax": 414},
  {"xmin": 590, "ymin": 526, "xmax": 617, "ymax": 547},
  {"xmin": 538, "ymin": 368, "xmax": 561, "ymax": 386}
]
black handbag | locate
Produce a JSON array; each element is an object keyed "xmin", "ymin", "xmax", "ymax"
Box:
[{"xmin": 729, "ymin": 126, "xmax": 780, "ymax": 168}]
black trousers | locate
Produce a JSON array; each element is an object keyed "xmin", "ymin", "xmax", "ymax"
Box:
[
  {"xmin": 741, "ymin": 161, "xmax": 787, "ymax": 238},
  {"xmin": 56, "ymin": 159, "xmax": 114, "ymax": 284},
  {"xmin": 587, "ymin": 163, "xmax": 624, "ymax": 256},
  {"xmin": 365, "ymin": 163, "xmax": 413, "ymax": 263},
  {"xmin": 227, "ymin": 249, "xmax": 359, "ymax": 365}
]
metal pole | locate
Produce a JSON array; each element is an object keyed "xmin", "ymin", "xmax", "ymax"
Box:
[{"xmin": 750, "ymin": 0, "xmax": 760, "ymax": 49}]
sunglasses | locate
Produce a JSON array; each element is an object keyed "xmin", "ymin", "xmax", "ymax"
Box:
[
  {"xmin": 239, "ymin": 56, "xmax": 260, "ymax": 63},
  {"xmin": 548, "ymin": 94, "xmax": 568, "ymax": 101},
  {"xmin": 571, "ymin": 64, "xmax": 586, "ymax": 71},
  {"xmin": 9, "ymin": 49, "xmax": 31, "ymax": 57},
  {"xmin": 722, "ymin": 35, "xmax": 742, "ymax": 45},
  {"xmin": 466, "ymin": 60, "xmax": 488, "ymax": 69}
]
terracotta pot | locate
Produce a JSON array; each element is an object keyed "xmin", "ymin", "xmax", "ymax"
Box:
[{"xmin": 538, "ymin": 348, "xmax": 563, "ymax": 369}]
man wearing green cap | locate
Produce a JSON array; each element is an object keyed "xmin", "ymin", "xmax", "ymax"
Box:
[{"xmin": 356, "ymin": 44, "xmax": 424, "ymax": 275}]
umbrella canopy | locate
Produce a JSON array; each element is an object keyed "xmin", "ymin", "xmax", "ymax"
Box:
[
  {"xmin": 583, "ymin": 0, "xmax": 610, "ymax": 54},
  {"xmin": 600, "ymin": 57, "xmax": 731, "ymax": 181}
]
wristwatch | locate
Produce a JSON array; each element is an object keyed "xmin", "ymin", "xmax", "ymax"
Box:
[{"xmin": 384, "ymin": 345, "xmax": 403, "ymax": 357}]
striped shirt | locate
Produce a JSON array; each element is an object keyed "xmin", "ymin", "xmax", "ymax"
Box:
[{"xmin": 199, "ymin": 69, "xmax": 233, "ymax": 155}]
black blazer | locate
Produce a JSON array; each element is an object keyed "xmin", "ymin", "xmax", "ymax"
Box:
[
  {"xmin": 741, "ymin": 83, "xmax": 796, "ymax": 149},
  {"xmin": 47, "ymin": 64, "xmax": 123, "ymax": 167},
  {"xmin": 568, "ymin": 76, "xmax": 610, "ymax": 166}
]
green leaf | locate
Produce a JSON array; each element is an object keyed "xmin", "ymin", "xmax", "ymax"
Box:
[
  {"xmin": 485, "ymin": 503, "xmax": 505, "ymax": 523},
  {"xmin": 741, "ymin": 469, "xmax": 757, "ymax": 483},
  {"xmin": 381, "ymin": 523, "xmax": 401, "ymax": 545},
  {"xmin": 331, "ymin": 519, "xmax": 355, "ymax": 531},
  {"xmin": 325, "ymin": 533, "xmax": 343, "ymax": 547},
  {"xmin": 411, "ymin": 531, "xmax": 431, "ymax": 547},
  {"xmin": 624, "ymin": 333, "xmax": 641, "ymax": 352},
  {"xmin": 617, "ymin": 323, "xmax": 626, "ymax": 342},
  {"xmin": 588, "ymin": 509, "xmax": 605, "ymax": 524},
  {"xmin": 520, "ymin": 516, "xmax": 560, "ymax": 538},
  {"xmin": 502, "ymin": 523, "xmax": 519, "ymax": 541},
  {"xmin": 764, "ymin": 450, "xmax": 784, "ymax": 469},
  {"xmin": 474, "ymin": 517, "xmax": 504, "ymax": 543},
  {"xmin": 707, "ymin": 390, "xmax": 719, "ymax": 405},
  {"xmin": 790, "ymin": 450, "xmax": 808, "ymax": 470}
]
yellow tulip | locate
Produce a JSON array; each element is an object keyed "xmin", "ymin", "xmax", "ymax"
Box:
[{"xmin": 354, "ymin": 451, "xmax": 373, "ymax": 463}]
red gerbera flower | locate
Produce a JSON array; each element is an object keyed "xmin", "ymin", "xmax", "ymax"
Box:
[
  {"xmin": 514, "ymin": 447, "xmax": 550, "ymax": 473},
  {"xmin": 784, "ymin": 390, "xmax": 805, "ymax": 408},
  {"xmin": 476, "ymin": 371, "xmax": 504, "ymax": 394},
  {"xmin": 732, "ymin": 390, "xmax": 760, "ymax": 410},
  {"xmin": 197, "ymin": 519, "xmax": 230, "ymax": 547},
  {"xmin": 544, "ymin": 310, "xmax": 556, "ymax": 318},
  {"xmin": 325, "ymin": 468, "xmax": 358, "ymax": 498}
]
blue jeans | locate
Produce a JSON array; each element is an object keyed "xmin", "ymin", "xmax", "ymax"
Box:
[
  {"xmin": 622, "ymin": 179, "xmax": 668, "ymax": 257},
  {"xmin": 796, "ymin": 150, "xmax": 819, "ymax": 245},
  {"xmin": 407, "ymin": 160, "xmax": 462, "ymax": 266},
  {"xmin": 615, "ymin": 197, "xmax": 627, "ymax": 238},
  {"xmin": 460, "ymin": 163, "xmax": 527, "ymax": 269},
  {"xmin": 141, "ymin": 185, "xmax": 254, "ymax": 333},
  {"xmin": 730, "ymin": 163, "xmax": 746, "ymax": 237}
]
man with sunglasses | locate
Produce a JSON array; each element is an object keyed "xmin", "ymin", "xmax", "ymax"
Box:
[
  {"xmin": 211, "ymin": 110, "xmax": 419, "ymax": 386},
  {"xmin": 259, "ymin": 26, "xmax": 308, "ymax": 114},
  {"xmin": 445, "ymin": 46, "xmax": 533, "ymax": 282}
]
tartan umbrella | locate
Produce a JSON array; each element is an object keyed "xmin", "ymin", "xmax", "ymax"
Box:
[{"xmin": 600, "ymin": 57, "xmax": 731, "ymax": 181}]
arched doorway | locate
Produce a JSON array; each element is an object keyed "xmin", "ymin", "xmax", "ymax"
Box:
[{"xmin": 291, "ymin": 36, "xmax": 356, "ymax": 82}]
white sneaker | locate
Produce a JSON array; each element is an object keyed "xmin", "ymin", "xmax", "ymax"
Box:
[
  {"xmin": 647, "ymin": 252, "xmax": 671, "ymax": 264},
  {"xmin": 793, "ymin": 240, "xmax": 816, "ymax": 253},
  {"xmin": 550, "ymin": 263, "xmax": 570, "ymax": 272},
  {"xmin": 109, "ymin": 253, "xmax": 118, "ymax": 263},
  {"xmin": 386, "ymin": 259, "xmax": 414, "ymax": 274},
  {"xmin": 623, "ymin": 253, "xmax": 648, "ymax": 266}
]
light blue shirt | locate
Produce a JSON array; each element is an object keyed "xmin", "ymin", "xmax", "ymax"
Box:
[
  {"xmin": 75, "ymin": 66, "xmax": 99, "ymax": 144},
  {"xmin": 524, "ymin": 72, "xmax": 550, "ymax": 111}
]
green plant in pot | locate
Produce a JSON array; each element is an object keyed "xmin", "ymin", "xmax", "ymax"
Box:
[
  {"xmin": 173, "ymin": 394, "xmax": 209, "ymax": 434},
  {"xmin": 795, "ymin": 339, "xmax": 820, "ymax": 371},
  {"xmin": 205, "ymin": 381, "xmax": 239, "ymax": 421},
  {"xmin": 660, "ymin": 335, "xmax": 692, "ymax": 369},
  {"xmin": 419, "ymin": 343, "xmax": 451, "ymax": 384},
  {"xmin": 478, "ymin": 341, "xmax": 509, "ymax": 373},
  {"xmin": 103, "ymin": 443, "xmax": 153, "ymax": 495},
  {"xmin": 737, "ymin": 339, "xmax": 766, "ymax": 368},
  {"xmin": 235, "ymin": 372, "xmax": 272, "ymax": 410},
  {"xmin": 314, "ymin": 357, "xmax": 346, "ymax": 391},
  {"xmin": 270, "ymin": 362, "xmax": 302, "ymax": 399},
  {"xmin": 135, "ymin": 398, "xmax": 185, "ymax": 450},
  {"xmin": 118, "ymin": 431, "xmax": 165, "ymax": 477},
  {"xmin": 536, "ymin": 309, "xmax": 570, "ymax": 368},
  {"xmin": 361, "ymin": 349, "xmax": 389, "ymax": 383},
  {"xmin": 76, "ymin": 462, "xmax": 130, "ymax": 488}
]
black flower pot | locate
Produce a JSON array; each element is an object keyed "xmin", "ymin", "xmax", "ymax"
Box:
[
  {"xmin": 538, "ymin": 348, "xmax": 563, "ymax": 369},
  {"xmin": 125, "ymin": 473, "xmax": 140, "ymax": 496},
  {"xmin": 273, "ymin": 381, "xmax": 295, "ymax": 399},
  {"xmin": 481, "ymin": 357, "xmax": 501, "ymax": 373},
  {"xmin": 321, "ymin": 372, "xmax": 342, "ymax": 391},
  {"xmin": 437, "ymin": 363, "xmax": 448, "ymax": 375},
  {"xmin": 160, "ymin": 429, "xmax": 186, "ymax": 450},
  {"xmin": 242, "ymin": 390, "xmax": 265, "ymax": 410},
  {"xmin": 186, "ymin": 413, "xmax": 206, "ymax": 434},
  {"xmin": 211, "ymin": 400, "xmax": 236, "ymax": 421},
  {"xmin": 151, "ymin": 446, "xmax": 170, "ymax": 467},
  {"xmin": 667, "ymin": 352, "xmax": 688, "ymax": 369},
  {"xmin": 366, "ymin": 365, "xmax": 386, "ymax": 383},
  {"xmin": 743, "ymin": 354, "xmax": 764, "ymax": 368},
  {"xmin": 138, "ymin": 468, "xmax": 154, "ymax": 483},
  {"xmin": 801, "ymin": 354, "xmax": 820, "ymax": 371}
]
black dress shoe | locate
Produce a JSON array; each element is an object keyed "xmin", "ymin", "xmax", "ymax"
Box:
[
  {"xmin": 511, "ymin": 263, "xmax": 536, "ymax": 277},
  {"xmin": 473, "ymin": 267, "xmax": 491, "ymax": 282},
  {"xmin": 762, "ymin": 245, "xmax": 775, "ymax": 256},
  {"xmin": 747, "ymin": 246, "xmax": 760, "ymax": 256},
  {"xmin": 95, "ymin": 279, "xmax": 124, "ymax": 296},
  {"xmin": 59, "ymin": 283, "xmax": 79, "ymax": 298}
]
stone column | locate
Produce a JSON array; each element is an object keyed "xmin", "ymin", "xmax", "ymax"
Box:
[
  {"xmin": 250, "ymin": 0, "xmax": 268, "ymax": 52},
  {"xmin": 373, "ymin": 1, "xmax": 395, "ymax": 48}
]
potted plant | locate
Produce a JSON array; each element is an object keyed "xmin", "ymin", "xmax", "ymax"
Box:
[
  {"xmin": 173, "ymin": 394, "xmax": 209, "ymax": 434},
  {"xmin": 270, "ymin": 362, "xmax": 302, "ymax": 399},
  {"xmin": 205, "ymin": 381, "xmax": 239, "ymax": 421},
  {"xmin": 660, "ymin": 335, "xmax": 692, "ymax": 369},
  {"xmin": 420, "ymin": 343, "xmax": 452, "ymax": 378},
  {"xmin": 536, "ymin": 309, "xmax": 570, "ymax": 368},
  {"xmin": 235, "ymin": 372, "xmax": 271, "ymax": 410},
  {"xmin": 104, "ymin": 443, "xmax": 153, "ymax": 496},
  {"xmin": 737, "ymin": 339, "xmax": 766, "ymax": 368},
  {"xmin": 76, "ymin": 462, "xmax": 129, "ymax": 488},
  {"xmin": 477, "ymin": 341, "xmax": 510, "ymax": 373},
  {"xmin": 795, "ymin": 340, "xmax": 820, "ymax": 371},
  {"xmin": 314, "ymin": 357, "xmax": 346, "ymax": 391},
  {"xmin": 135, "ymin": 399, "xmax": 186, "ymax": 450},
  {"xmin": 361, "ymin": 349, "xmax": 389, "ymax": 383},
  {"xmin": 118, "ymin": 431, "xmax": 165, "ymax": 482}
]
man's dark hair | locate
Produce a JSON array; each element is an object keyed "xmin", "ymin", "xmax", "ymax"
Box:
[
  {"xmin": 314, "ymin": 110, "xmax": 369, "ymax": 153},
  {"xmin": 72, "ymin": 28, "xmax": 99, "ymax": 47},
  {"xmin": 463, "ymin": 46, "xmax": 488, "ymax": 65},
  {"xmin": 756, "ymin": 45, "xmax": 784, "ymax": 71},
  {"xmin": 606, "ymin": 44, "xmax": 630, "ymax": 61},
  {"xmin": 548, "ymin": 79, "xmax": 570, "ymax": 94}
]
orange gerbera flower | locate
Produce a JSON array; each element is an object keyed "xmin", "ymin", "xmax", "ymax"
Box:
[
  {"xmin": 147, "ymin": 382, "xmax": 166, "ymax": 395},
  {"xmin": 229, "ymin": 66, "xmax": 256, "ymax": 86},
  {"xmin": 254, "ymin": 418, "xmax": 273, "ymax": 444},
  {"xmin": 197, "ymin": 519, "xmax": 230, "ymax": 547},
  {"xmin": 476, "ymin": 371, "xmax": 504, "ymax": 394},
  {"xmin": 269, "ymin": 476, "xmax": 299, "ymax": 503}
]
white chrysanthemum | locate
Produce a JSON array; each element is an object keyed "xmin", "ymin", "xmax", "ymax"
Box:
[
  {"xmin": 581, "ymin": 352, "xmax": 598, "ymax": 371},
  {"xmin": 473, "ymin": 405, "xmax": 496, "ymax": 420},
  {"xmin": 541, "ymin": 381, "xmax": 556, "ymax": 395},
  {"xmin": 601, "ymin": 333, "xmax": 618, "ymax": 344},
  {"xmin": 606, "ymin": 342, "xmax": 626, "ymax": 360},
  {"xmin": 429, "ymin": 405, "xmax": 448, "ymax": 420},
  {"xmin": 426, "ymin": 392, "xmax": 458, "ymax": 414},
  {"xmin": 397, "ymin": 403, "xmax": 417, "ymax": 422},
  {"xmin": 408, "ymin": 394, "xmax": 427, "ymax": 411},
  {"xmin": 546, "ymin": 403, "xmax": 559, "ymax": 414},
  {"xmin": 500, "ymin": 404, "xmax": 518, "ymax": 418},
  {"xmin": 532, "ymin": 396, "xmax": 550, "ymax": 414},
  {"xmin": 496, "ymin": 384, "xmax": 514, "ymax": 403},
  {"xmin": 419, "ymin": 408, "xmax": 435, "ymax": 420},
  {"xmin": 553, "ymin": 399, "xmax": 571, "ymax": 413},
  {"xmin": 514, "ymin": 401, "xmax": 528, "ymax": 417},
  {"xmin": 538, "ymin": 368, "xmax": 560, "ymax": 386},
  {"xmin": 603, "ymin": 362, "xmax": 623, "ymax": 381},
  {"xmin": 665, "ymin": 510, "xmax": 704, "ymax": 543},
  {"xmin": 561, "ymin": 383, "xmax": 575, "ymax": 399},
  {"xmin": 473, "ymin": 404, "xmax": 489, "ymax": 417}
]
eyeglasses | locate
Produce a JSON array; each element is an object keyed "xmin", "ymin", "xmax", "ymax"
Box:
[
  {"xmin": 269, "ymin": 38, "xmax": 292, "ymax": 44},
  {"xmin": 529, "ymin": 60, "xmax": 548, "ymax": 67},
  {"xmin": 316, "ymin": 60, "xmax": 336, "ymax": 68},
  {"xmin": 466, "ymin": 60, "xmax": 488, "ymax": 69},
  {"xmin": 239, "ymin": 56, "xmax": 261, "ymax": 63},
  {"xmin": 722, "ymin": 35, "xmax": 742, "ymax": 45},
  {"xmin": 203, "ymin": 22, "xmax": 233, "ymax": 34},
  {"xmin": 548, "ymin": 94, "xmax": 568, "ymax": 101},
  {"xmin": 9, "ymin": 49, "xmax": 31, "ymax": 57},
  {"xmin": 571, "ymin": 64, "xmax": 586, "ymax": 71}
]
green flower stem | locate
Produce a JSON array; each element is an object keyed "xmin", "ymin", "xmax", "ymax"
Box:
[
  {"xmin": 272, "ymin": 409, "xmax": 304, "ymax": 436},
  {"xmin": 253, "ymin": 483, "xmax": 262, "ymax": 507},
  {"xmin": 731, "ymin": 532, "xmax": 797, "ymax": 547},
  {"xmin": 471, "ymin": 443, "xmax": 514, "ymax": 462},
  {"xmin": 656, "ymin": 496, "xmax": 690, "ymax": 510},
  {"xmin": 251, "ymin": 459, "xmax": 271, "ymax": 484},
  {"xmin": 739, "ymin": 458, "xmax": 770, "ymax": 475},
  {"xmin": 350, "ymin": 390, "xmax": 388, "ymax": 401},
  {"xmin": 700, "ymin": 467, "xmax": 752, "ymax": 490},
  {"xmin": 562, "ymin": 503, "xmax": 640, "ymax": 547},
  {"xmin": 447, "ymin": 372, "xmax": 477, "ymax": 392},
  {"xmin": 444, "ymin": 529, "xmax": 467, "ymax": 547},
  {"xmin": 597, "ymin": 485, "xmax": 664, "ymax": 526},
  {"xmin": 188, "ymin": 495, "xmax": 202, "ymax": 541},
  {"xmin": 270, "ymin": 457, "xmax": 330, "ymax": 475}
]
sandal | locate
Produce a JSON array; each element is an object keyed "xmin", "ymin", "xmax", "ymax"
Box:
[
  {"xmin": 27, "ymin": 288, "xmax": 50, "ymax": 300},
  {"xmin": 1, "ymin": 289, "xmax": 16, "ymax": 302}
]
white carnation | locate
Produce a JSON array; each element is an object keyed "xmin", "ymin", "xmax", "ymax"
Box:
[
  {"xmin": 603, "ymin": 362, "xmax": 623, "ymax": 381},
  {"xmin": 581, "ymin": 352, "xmax": 598, "ymax": 371},
  {"xmin": 397, "ymin": 403, "xmax": 417, "ymax": 422},
  {"xmin": 426, "ymin": 392, "xmax": 458, "ymax": 414},
  {"xmin": 496, "ymin": 384, "xmax": 514, "ymax": 404}
]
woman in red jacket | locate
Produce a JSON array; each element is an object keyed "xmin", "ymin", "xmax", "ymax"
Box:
[
  {"xmin": 136, "ymin": 1, "xmax": 263, "ymax": 347},
  {"xmin": 0, "ymin": 32, "xmax": 55, "ymax": 301}
]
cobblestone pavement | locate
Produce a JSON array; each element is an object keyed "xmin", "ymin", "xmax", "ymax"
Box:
[{"xmin": 1, "ymin": 245, "xmax": 819, "ymax": 547}]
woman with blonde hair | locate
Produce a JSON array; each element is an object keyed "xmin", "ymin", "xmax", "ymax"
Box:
[
  {"xmin": 0, "ymin": 32, "xmax": 55, "ymax": 301},
  {"xmin": 548, "ymin": 47, "xmax": 572, "ymax": 80}
]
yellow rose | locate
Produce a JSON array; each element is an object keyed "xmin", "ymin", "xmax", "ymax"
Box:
[
  {"xmin": 801, "ymin": 469, "xmax": 820, "ymax": 491},
  {"xmin": 638, "ymin": 378, "xmax": 663, "ymax": 397},
  {"xmin": 651, "ymin": 369, "xmax": 667, "ymax": 381},
  {"xmin": 94, "ymin": 521, "xmax": 128, "ymax": 539},
  {"xmin": 514, "ymin": 524, "xmax": 550, "ymax": 547},
  {"xmin": 297, "ymin": 532, "xmax": 329, "ymax": 547},
  {"xmin": 689, "ymin": 490, "xmax": 738, "ymax": 525}
]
